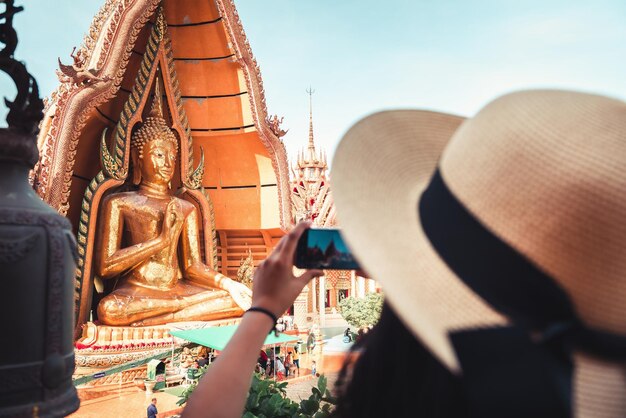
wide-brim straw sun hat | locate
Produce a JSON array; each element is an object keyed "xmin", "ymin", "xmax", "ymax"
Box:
[{"xmin": 331, "ymin": 90, "xmax": 626, "ymax": 418}]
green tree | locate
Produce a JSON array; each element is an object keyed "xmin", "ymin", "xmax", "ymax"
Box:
[{"xmin": 338, "ymin": 292, "xmax": 383, "ymax": 329}]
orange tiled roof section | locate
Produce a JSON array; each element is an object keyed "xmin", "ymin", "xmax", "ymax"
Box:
[{"xmin": 162, "ymin": 0, "xmax": 280, "ymax": 229}]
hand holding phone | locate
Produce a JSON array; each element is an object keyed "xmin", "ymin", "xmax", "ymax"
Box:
[
  {"xmin": 294, "ymin": 227, "xmax": 361, "ymax": 270},
  {"xmin": 252, "ymin": 222, "xmax": 323, "ymax": 317}
]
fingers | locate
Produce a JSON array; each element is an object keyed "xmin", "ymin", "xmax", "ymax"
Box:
[
  {"xmin": 271, "ymin": 234, "xmax": 288, "ymax": 254},
  {"xmin": 297, "ymin": 269, "xmax": 323, "ymax": 286},
  {"xmin": 166, "ymin": 201, "xmax": 177, "ymax": 224},
  {"xmin": 280, "ymin": 221, "xmax": 310, "ymax": 263},
  {"xmin": 167, "ymin": 199, "xmax": 183, "ymax": 215},
  {"xmin": 269, "ymin": 221, "xmax": 310, "ymax": 260}
]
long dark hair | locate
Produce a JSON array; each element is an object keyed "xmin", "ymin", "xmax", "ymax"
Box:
[{"xmin": 331, "ymin": 302, "xmax": 468, "ymax": 418}]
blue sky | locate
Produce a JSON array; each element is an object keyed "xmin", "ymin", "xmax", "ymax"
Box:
[{"xmin": 3, "ymin": 0, "xmax": 626, "ymax": 164}]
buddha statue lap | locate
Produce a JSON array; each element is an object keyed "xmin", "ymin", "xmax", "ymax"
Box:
[{"xmin": 95, "ymin": 97, "xmax": 251, "ymax": 327}]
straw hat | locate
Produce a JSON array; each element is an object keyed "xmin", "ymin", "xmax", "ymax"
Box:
[{"xmin": 331, "ymin": 90, "xmax": 626, "ymax": 417}]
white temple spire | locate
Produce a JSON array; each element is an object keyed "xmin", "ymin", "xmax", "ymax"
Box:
[{"xmin": 306, "ymin": 86, "xmax": 316, "ymax": 152}]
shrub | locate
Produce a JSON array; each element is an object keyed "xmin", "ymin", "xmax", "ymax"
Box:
[
  {"xmin": 177, "ymin": 371, "xmax": 336, "ymax": 418},
  {"xmin": 338, "ymin": 292, "xmax": 383, "ymax": 329}
]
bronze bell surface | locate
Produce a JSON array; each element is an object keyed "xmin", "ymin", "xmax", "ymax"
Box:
[{"xmin": 0, "ymin": 1, "xmax": 80, "ymax": 416}]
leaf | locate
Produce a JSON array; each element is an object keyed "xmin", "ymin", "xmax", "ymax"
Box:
[
  {"xmin": 288, "ymin": 403, "xmax": 299, "ymax": 415},
  {"xmin": 243, "ymin": 412, "xmax": 257, "ymax": 418},
  {"xmin": 311, "ymin": 387, "xmax": 322, "ymax": 398},
  {"xmin": 246, "ymin": 392, "xmax": 260, "ymax": 410},
  {"xmin": 300, "ymin": 399, "xmax": 320, "ymax": 415},
  {"xmin": 317, "ymin": 375, "xmax": 327, "ymax": 395},
  {"xmin": 269, "ymin": 393, "xmax": 283, "ymax": 407}
]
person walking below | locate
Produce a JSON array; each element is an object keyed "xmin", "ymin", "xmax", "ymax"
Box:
[
  {"xmin": 275, "ymin": 356, "xmax": 286, "ymax": 380},
  {"xmin": 291, "ymin": 348, "xmax": 300, "ymax": 375},
  {"xmin": 307, "ymin": 331, "xmax": 316, "ymax": 354},
  {"xmin": 285, "ymin": 351, "xmax": 292, "ymax": 377},
  {"xmin": 258, "ymin": 349, "xmax": 268, "ymax": 373},
  {"xmin": 343, "ymin": 328, "xmax": 352, "ymax": 343},
  {"xmin": 147, "ymin": 397, "xmax": 157, "ymax": 418}
]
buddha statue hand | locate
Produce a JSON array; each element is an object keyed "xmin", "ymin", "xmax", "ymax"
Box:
[
  {"xmin": 162, "ymin": 199, "xmax": 185, "ymax": 238},
  {"xmin": 222, "ymin": 278, "xmax": 253, "ymax": 311}
]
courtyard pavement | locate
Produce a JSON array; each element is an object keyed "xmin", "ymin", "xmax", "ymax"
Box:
[{"xmin": 284, "ymin": 372, "xmax": 339, "ymax": 402}]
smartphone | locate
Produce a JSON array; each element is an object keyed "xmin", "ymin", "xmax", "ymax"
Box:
[{"xmin": 294, "ymin": 227, "xmax": 361, "ymax": 270}]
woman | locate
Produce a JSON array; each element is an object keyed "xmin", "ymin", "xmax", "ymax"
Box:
[
  {"xmin": 284, "ymin": 351, "xmax": 292, "ymax": 377},
  {"xmin": 291, "ymin": 347, "xmax": 300, "ymax": 375},
  {"xmin": 184, "ymin": 90, "xmax": 626, "ymax": 417},
  {"xmin": 275, "ymin": 356, "xmax": 286, "ymax": 381}
]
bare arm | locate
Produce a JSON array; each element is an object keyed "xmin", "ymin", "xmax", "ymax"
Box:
[
  {"xmin": 96, "ymin": 197, "xmax": 172, "ymax": 278},
  {"xmin": 182, "ymin": 222, "xmax": 322, "ymax": 418}
]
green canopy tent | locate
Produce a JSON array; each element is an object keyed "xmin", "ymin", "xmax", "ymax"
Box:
[
  {"xmin": 169, "ymin": 325, "xmax": 299, "ymax": 380},
  {"xmin": 169, "ymin": 325, "xmax": 298, "ymax": 351}
]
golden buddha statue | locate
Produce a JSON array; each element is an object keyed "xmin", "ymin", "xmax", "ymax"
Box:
[{"xmin": 95, "ymin": 93, "xmax": 251, "ymax": 326}]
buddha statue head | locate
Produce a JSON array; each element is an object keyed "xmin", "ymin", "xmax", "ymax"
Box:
[{"xmin": 130, "ymin": 83, "xmax": 179, "ymax": 186}]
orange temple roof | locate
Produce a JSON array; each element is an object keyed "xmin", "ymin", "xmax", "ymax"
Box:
[{"xmin": 35, "ymin": 0, "xmax": 291, "ymax": 233}]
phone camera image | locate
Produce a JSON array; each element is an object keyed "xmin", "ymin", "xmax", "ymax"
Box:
[{"xmin": 295, "ymin": 228, "xmax": 360, "ymax": 270}]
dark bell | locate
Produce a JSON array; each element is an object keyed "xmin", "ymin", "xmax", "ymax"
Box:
[
  {"xmin": 0, "ymin": 129, "xmax": 80, "ymax": 417},
  {"xmin": 42, "ymin": 354, "xmax": 67, "ymax": 390},
  {"xmin": 0, "ymin": 2, "xmax": 80, "ymax": 415}
]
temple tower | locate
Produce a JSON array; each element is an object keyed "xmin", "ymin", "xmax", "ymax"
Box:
[
  {"xmin": 290, "ymin": 90, "xmax": 370, "ymax": 331},
  {"xmin": 290, "ymin": 88, "xmax": 335, "ymax": 226}
]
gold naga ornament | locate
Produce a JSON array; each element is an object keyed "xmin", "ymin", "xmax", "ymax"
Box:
[{"xmin": 95, "ymin": 82, "xmax": 252, "ymax": 326}]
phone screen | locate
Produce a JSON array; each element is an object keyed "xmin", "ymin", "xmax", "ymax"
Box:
[{"xmin": 294, "ymin": 228, "xmax": 361, "ymax": 270}]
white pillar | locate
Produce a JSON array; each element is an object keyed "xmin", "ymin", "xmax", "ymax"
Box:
[
  {"xmin": 311, "ymin": 279, "xmax": 317, "ymax": 314},
  {"xmin": 293, "ymin": 285, "xmax": 309, "ymax": 330},
  {"xmin": 319, "ymin": 275, "xmax": 326, "ymax": 327},
  {"xmin": 367, "ymin": 278, "xmax": 376, "ymax": 293},
  {"xmin": 357, "ymin": 276, "xmax": 366, "ymax": 298}
]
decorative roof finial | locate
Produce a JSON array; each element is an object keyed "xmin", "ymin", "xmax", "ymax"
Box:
[
  {"xmin": 0, "ymin": 0, "xmax": 43, "ymax": 168},
  {"xmin": 306, "ymin": 86, "xmax": 315, "ymax": 151},
  {"xmin": 149, "ymin": 76, "xmax": 164, "ymax": 119},
  {"xmin": 130, "ymin": 76, "xmax": 178, "ymax": 159},
  {"xmin": 0, "ymin": 0, "xmax": 43, "ymax": 137}
]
